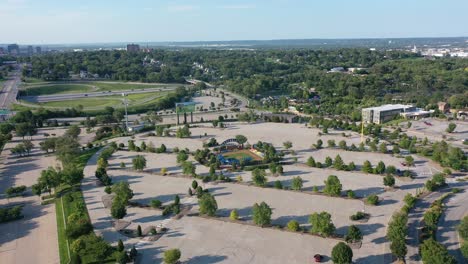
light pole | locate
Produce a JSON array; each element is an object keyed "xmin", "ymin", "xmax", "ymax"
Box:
[{"xmin": 122, "ymin": 93, "xmax": 129, "ymax": 131}]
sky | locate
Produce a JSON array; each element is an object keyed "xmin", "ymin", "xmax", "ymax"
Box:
[{"xmin": 1, "ymin": 0, "xmax": 468, "ymax": 44}]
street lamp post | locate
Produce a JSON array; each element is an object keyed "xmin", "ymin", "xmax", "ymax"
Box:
[{"xmin": 122, "ymin": 93, "xmax": 129, "ymax": 131}]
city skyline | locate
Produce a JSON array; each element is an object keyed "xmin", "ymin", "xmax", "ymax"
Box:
[{"xmin": 1, "ymin": 0, "xmax": 468, "ymax": 44}]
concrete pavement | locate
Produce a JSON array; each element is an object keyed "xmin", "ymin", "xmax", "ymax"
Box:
[{"xmin": 436, "ymin": 184, "xmax": 468, "ymax": 263}]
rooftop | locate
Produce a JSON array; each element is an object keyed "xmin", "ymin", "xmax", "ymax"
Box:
[{"xmin": 362, "ymin": 104, "xmax": 414, "ymax": 112}]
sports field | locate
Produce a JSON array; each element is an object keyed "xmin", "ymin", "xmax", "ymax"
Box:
[
  {"xmin": 223, "ymin": 149, "xmax": 263, "ymax": 161},
  {"xmin": 20, "ymin": 91, "xmax": 168, "ymax": 110},
  {"xmin": 21, "ymin": 81, "xmax": 181, "ymax": 96}
]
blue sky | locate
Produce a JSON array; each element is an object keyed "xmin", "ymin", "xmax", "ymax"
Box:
[{"xmin": 1, "ymin": 0, "xmax": 467, "ymax": 44}]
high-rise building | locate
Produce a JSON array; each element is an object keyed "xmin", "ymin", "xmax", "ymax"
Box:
[
  {"xmin": 126, "ymin": 44, "xmax": 140, "ymax": 52},
  {"xmin": 27, "ymin": 45, "xmax": 34, "ymax": 55},
  {"xmin": 36, "ymin": 46, "xmax": 42, "ymax": 54},
  {"xmin": 7, "ymin": 44, "xmax": 19, "ymax": 55}
]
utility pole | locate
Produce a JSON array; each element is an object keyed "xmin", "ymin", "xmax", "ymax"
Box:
[{"xmin": 122, "ymin": 93, "xmax": 129, "ymax": 131}]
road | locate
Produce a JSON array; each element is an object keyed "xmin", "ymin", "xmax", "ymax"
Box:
[
  {"xmin": 406, "ymin": 180, "xmax": 468, "ymax": 264},
  {"xmin": 436, "ymin": 183, "xmax": 468, "ymax": 263},
  {"xmin": 0, "ymin": 64, "xmax": 21, "ymax": 109},
  {"xmin": 20, "ymin": 87, "xmax": 177, "ymax": 103}
]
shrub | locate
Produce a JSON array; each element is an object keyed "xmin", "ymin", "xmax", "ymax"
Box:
[
  {"xmin": 345, "ymin": 225, "xmax": 363, "ymax": 243},
  {"xmin": 66, "ymin": 218, "xmax": 93, "ymax": 238},
  {"xmin": 287, "ymin": 220, "xmax": 300, "ymax": 232},
  {"xmin": 331, "ymin": 242, "xmax": 353, "ymax": 264},
  {"xmin": 163, "ymin": 248, "xmax": 181, "ymax": 264},
  {"xmin": 252, "ymin": 202, "xmax": 272, "ymax": 227},
  {"xmin": 323, "ymin": 175, "xmax": 342, "ymax": 196},
  {"xmin": 366, "ymin": 194, "xmax": 379, "ymax": 205},
  {"xmin": 230, "ymin": 209, "xmax": 239, "ymax": 220},
  {"xmin": 347, "ymin": 190, "xmax": 356, "ymax": 199},
  {"xmin": 350, "ymin": 211, "xmax": 367, "ymax": 221},
  {"xmin": 274, "ymin": 180, "xmax": 283, "ymax": 189},
  {"xmin": 0, "ymin": 206, "xmax": 23, "ymax": 223},
  {"xmin": 150, "ymin": 200, "xmax": 162, "ymax": 208}
]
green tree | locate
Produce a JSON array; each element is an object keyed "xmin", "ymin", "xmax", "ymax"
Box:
[
  {"xmin": 191, "ymin": 180, "xmax": 198, "ymax": 190},
  {"xmin": 323, "ymin": 175, "xmax": 342, "ymax": 196},
  {"xmin": 333, "ymin": 154, "xmax": 344, "ymax": 170},
  {"xmin": 65, "ymin": 125, "xmax": 81, "ymax": 139},
  {"xmin": 374, "ymin": 161, "xmax": 386, "ymax": 174},
  {"xmin": 405, "ymin": 155, "xmax": 415, "ymax": 167},
  {"xmin": 383, "ymin": 175, "xmax": 396, "ymax": 188},
  {"xmin": 446, "ymin": 123, "xmax": 457, "ymax": 133},
  {"xmin": 331, "ymin": 242, "xmax": 353, "ymax": 264},
  {"xmin": 314, "ymin": 139, "xmax": 323, "ymax": 149},
  {"xmin": 132, "ymin": 155, "xmax": 147, "ymax": 171},
  {"xmin": 111, "ymin": 197, "xmax": 127, "ymax": 219},
  {"xmin": 390, "ymin": 238, "xmax": 407, "ymax": 260},
  {"xmin": 306, "ymin": 156, "xmax": 316, "ymax": 167},
  {"xmin": 176, "ymin": 151, "xmax": 189, "ymax": 163},
  {"xmin": 325, "ymin": 156, "xmax": 333, "ymax": 167},
  {"xmin": 345, "ymin": 225, "xmax": 363, "ymax": 243},
  {"xmin": 235, "ymin": 135, "xmax": 248, "ymax": 147},
  {"xmin": 198, "ymin": 193, "xmax": 218, "ymax": 216},
  {"xmin": 291, "ymin": 176, "xmax": 303, "ymax": 191},
  {"xmin": 420, "ymin": 238, "xmax": 456, "ymax": 264},
  {"xmin": 252, "ymin": 168, "xmax": 267, "ymax": 187},
  {"xmin": 182, "ymin": 161, "xmax": 196, "ymax": 176},
  {"xmin": 309, "ymin": 211, "xmax": 335, "ymax": 237},
  {"xmin": 252, "ymin": 202, "xmax": 272, "ymax": 227},
  {"xmin": 379, "ymin": 142, "xmax": 387, "ymax": 153},
  {"xmin": 274, "ymin": 180, "xmax": 283, "ymax": 189},
  {"xmin": 163, "ymin": 249, "xmax": 181, "ymax": 264},
  {"xmin": 362, "ymin": 160, "xmax": 373, "ymax": 173},
  {"xmin": 458, "ymin": 215, "xmax": 468, "ymax": 240}
]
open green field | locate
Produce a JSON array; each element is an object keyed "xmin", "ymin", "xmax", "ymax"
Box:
[
  {"xmin": 223, "ymin": 149, "xmax": 262, "ymax": 161},
  {"xmin": 21, "ymin": 81, "xmax": 182, "ymax": 96},
  {"xmin": 22, "ymin": 84, "xmax": 94, "ymax": 96},
  {"xmin": 19, "ymin": 91, "xmax": 169, "ymax": 110}
]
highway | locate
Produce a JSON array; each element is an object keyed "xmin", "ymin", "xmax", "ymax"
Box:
[
  {"xmin": 20, "ymin": 87, "xmax": 177, "ymax": 103},
  {"xmin": 0, "ymin": 65, "xmax": 21, "ymax": 109}
]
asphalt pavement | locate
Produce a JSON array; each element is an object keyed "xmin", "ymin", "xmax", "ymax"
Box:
[
  {"xmin": 0, "ymin": 65, "xmax": 21, "ymax": 109},
  {"xmin": 20, "ymin": 87, "xmax": 177, "ymax": 103}
]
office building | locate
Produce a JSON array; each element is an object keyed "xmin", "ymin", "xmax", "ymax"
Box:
[
  {"xmin": 27, "ymin": 45, "xmax": 34, "ymax": 55},
  {"xmin": 362, "ymin": 104, "xmax": 415, "ymax": 124},
  {"xmin": 36, "ymin": 46, "xmax": 42, "ymax": 54},
  {"xmin": 7, "ymin": 44, "xmax": 19, "ymax": 55},
  {"xmin": 126, "ymin": 44, "xmax": 140, "ymax": 52}
]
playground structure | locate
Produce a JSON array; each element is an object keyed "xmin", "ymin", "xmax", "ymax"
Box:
[
  {"xmin": 176, "ymin": 102, "xmax": 196, "ymax": 125},
  {"xmin": 216, "ymin": 138, "xmax": 262, "ymax": 166}
]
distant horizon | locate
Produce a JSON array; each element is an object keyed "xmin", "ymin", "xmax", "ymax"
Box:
[{"xmin": 4, "ymin": 36, "xmax": 468, "ymax": 46}]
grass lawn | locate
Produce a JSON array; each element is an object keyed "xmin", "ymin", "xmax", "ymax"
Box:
[
  {"xmin": 38, "ymin": 97, "xmax": 122, "ymax": 109},
  {"xmin": 22, "ymin": 84, "xmax": 94, "ymax": 96},
  {"xmin": 55, "ymin": 190, "xmax": 70, "ymax": 264},
  {"xmin": 28, "ymin": 91, "xmax": 168, "ymax": 110},
  {"xmin": 55, "ymin": 149, "xmax": 101, "ymax": 264}
]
